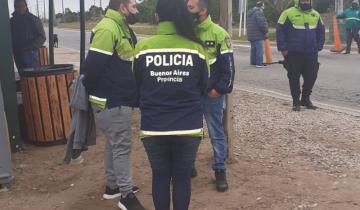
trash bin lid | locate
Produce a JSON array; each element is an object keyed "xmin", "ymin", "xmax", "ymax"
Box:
[{"xmin": 22, "ymin": 64, "xmax": 74, "ymax": 77}]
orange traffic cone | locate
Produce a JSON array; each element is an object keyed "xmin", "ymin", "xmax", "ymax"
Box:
[
  {"xmin": 264, "ymin": 39, "xmax": 272, "ymax": 64},
  {"xmin": 331, "ymin": 16, "xmax": 345, "ymax": 53}
]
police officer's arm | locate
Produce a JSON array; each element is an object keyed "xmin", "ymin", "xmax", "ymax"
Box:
[
  {"xmin": 276, "ymin": 11, "xmax": 290, "ymax": 54},
  {"xmin": 197, "ymin": 48, "xmax": 210, "ymax": 96},
  {"xmin": 133, "ymin": 45, "xmax": 143, "ymax": 107},
  {"xmin": 316, "ymin": 16, "xmax": 326, "ymax": 51},
  {"xmin": 214, "ymin": 34, "xmax": 235, "ymax": 94},
  {"xmin": 82, "ymin": 29, "xmax": 116, "ymax": 91},
  {"xmin": 32, "ymin": 17, "xmax": 46, "ymax": 49}
]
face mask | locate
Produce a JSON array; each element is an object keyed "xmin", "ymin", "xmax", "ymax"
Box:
[
  {"xmin": 125, "ymin": 8, "xmax": 138, "ymax": 25},
  {"xmin": 299, "ymin": 3, "xmax": 312, "ymax": 11},
  {"xmin": 261, "ymin": 5, "xmax": 265, "ymax": 10},
  {"xmin": 352, "ymin": 4, "xmax": 358, "ymax": 9},
  {"xmin": 191, "ymin": 12, "xmax": 201, "ymax": 23}
]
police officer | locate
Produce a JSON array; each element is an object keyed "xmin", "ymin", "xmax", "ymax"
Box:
[
  {"xmin": 337, "ymin": 0, "xmax": 360, "ymax": 54},
  {"xmin": 133, "ymin": 0, "xmax": 208, "ymax": 209},
  {"xmin": 82, "ymin": 0, "xmax": 145, "ymax": 209},
  {"xmin": 276, "ymin": 0, "xmax": 325, "ymax": 111},
  {"xmin": 187, "ymin": 0, "xmax": 235, "ymax": 192}
]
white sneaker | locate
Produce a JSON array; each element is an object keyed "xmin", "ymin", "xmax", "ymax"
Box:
[
  {"xmin": 69, "ymin": 155, "xmax": 84, "ymax": 165},
  {"xmin": 255, "ymin": 64, "xmax": 267, "ymax": 68}
]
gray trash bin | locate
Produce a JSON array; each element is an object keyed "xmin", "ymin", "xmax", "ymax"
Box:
[{"xmin": 0, "ymin": 81, "xmax": 12, "ymax": 187}]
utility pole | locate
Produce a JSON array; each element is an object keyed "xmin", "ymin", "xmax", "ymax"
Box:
[
  {"xmin": 335, "ymin": 0, "xmax": 343, "ymax": 14},
  {"xmin": 36, "ymin": 0, "xmax": 40, "ymax": 18},
  {"xmin": 219, "ymin": 0, "xmax": 235, "ymax": 162},
  {"xmin": 62, "ymin": 0, "xmax": 65, "ymax": 23},
  {"xmin": 43, "ymin": 0, "xmax": 46, "ymax": 21}
]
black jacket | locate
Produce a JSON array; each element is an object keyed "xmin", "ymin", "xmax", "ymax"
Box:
[
  {"xmin": 246, "ymin": 7, "xmax": 269, "ymax": 41},
  {"xmin": 10, "ymin": 12, "xmax": 46, "ymax": 54}
]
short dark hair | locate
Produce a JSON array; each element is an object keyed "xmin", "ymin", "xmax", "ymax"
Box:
[{"xmin": 108, "ymin": 0, "xmax": 129, "ymax": 10}]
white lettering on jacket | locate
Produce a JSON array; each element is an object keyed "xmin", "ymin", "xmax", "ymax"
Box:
[{"xmin": 146, "ymin": 54, "xmax": 193, "ymax": 67}]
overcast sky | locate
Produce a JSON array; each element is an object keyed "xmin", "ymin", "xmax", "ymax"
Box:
[{"xmin": 7, "ymin": 0, "xmax": 110, "ymax": 17}]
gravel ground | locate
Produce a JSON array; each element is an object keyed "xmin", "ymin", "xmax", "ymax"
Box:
[{"xmin": 1, "ymin": 89, "xmax": 360, "ymax": 210}]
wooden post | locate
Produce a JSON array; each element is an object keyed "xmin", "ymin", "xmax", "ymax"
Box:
[{"xmin": 219, "ymin": 0, "xmax": 235, "ymax": 162}]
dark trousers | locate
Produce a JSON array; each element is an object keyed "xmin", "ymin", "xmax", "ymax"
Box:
[
  {"xmin": 345, "ymin": 28, "xmax": 360, "ymax": 52},
  {"xmin": 142, "ymin": 136, "xmax": 201, "ymax": 210},
  {"xmin": 284, "ymin": 52, "xmax": 319, "ymax": 100}
]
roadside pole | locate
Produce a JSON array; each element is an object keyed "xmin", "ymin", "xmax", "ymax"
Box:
[{"xmin": 219, "ymin": 0, "xmax": 235, "ymax": 162}]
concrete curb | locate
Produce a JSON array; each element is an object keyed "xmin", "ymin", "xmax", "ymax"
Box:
[{"xmin": 235, "ymin": 86, "xmax": 360, "ymax": 117}]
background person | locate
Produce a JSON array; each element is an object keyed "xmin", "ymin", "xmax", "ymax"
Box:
[
  {"xmin": 246, "ymin": 1, "xmax": 269, "ymax": 68},
  {"xmin": 336, "ymin": 0, "xmax": 360, "ymax": 54},
  {"xmin": 10, "ymin": 0, "xmax": 46, "ymax": 76}
]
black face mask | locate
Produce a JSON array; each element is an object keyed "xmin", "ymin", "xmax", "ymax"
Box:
[
  {"xmin": 299, "ymin": 3, "xmax": 312, "ymax": 11},
  {"xmin": 125, "ymin": 8, "xmax": 138, "ymax": 25},
  {"xmin": 352, "ymin": 4, "xmax": 358, "ymax": 9},
  {"xmin": 191, "ymin": 12, "xmax": 201, "ymax": 23}
]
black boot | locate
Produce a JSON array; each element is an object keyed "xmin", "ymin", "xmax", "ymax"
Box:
[
  {"xmin": 292, "ymin": 98, "xmax": 301, "ymax": 112},
  {"xmin": 215, "ymin": 170, "xmax": 228, "ymax": 192},
  {"xmin": 301, "ymin": 95, "xmax": 317, "ymax": 109},
  {"xmin": 191, "ymin": 168, "xmax": 197, "ymax": 178}
]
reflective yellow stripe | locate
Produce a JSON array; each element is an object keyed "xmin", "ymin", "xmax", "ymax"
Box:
[
  {"xmin": 89, "ymin": 95, "xmax": 107, "ymax": 109},
  {"xmin": 89, "ymin": 47, "xmax": 113, "ymax": 55},
  {"xmin": 220, "ymin": 49, "xmax": 233, "ymax": 54},
  {"xmin": 292, "ymin": 24, "xmax": 317, "ymax": 30},
  {"xmin": 140, "ymin": 128, "xmax": 203, "ymax": 139},
  {"xmin": 209, "ymin": 58, "xmax": 217, "ymax": 65}
]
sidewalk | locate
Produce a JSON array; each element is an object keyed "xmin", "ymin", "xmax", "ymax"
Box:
[{"xmin": 1, "ymin": 48, "xmax": 360, "ymax": 210}]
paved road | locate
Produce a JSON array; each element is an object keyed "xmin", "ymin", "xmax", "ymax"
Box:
[{"xmin": 52, "ymin": 28, "xmax": 360, "ymax": 110}]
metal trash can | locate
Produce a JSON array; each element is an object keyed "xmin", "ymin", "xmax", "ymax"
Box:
[
  {"xmin": 20, "ymin": 64, "xmax": 77, "ymax": 146},
  {"xmin": 0, "ymin": 81, "xmax": 12, "ymax": 187}
]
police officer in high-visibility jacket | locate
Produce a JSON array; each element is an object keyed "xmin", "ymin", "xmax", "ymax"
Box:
[
  {"xmin": 187, "ymin": 0, "xmax": 235, "ymax": 192},
  {"xmin": 133, "ymin": 0, "xmax": 208, "ymax": 209},
  {"xmin": 82, "ymin": 0, "xmax": 145, "ymax": 209},
  {"xmin": 276, "ymin": 0, "xmax": 325, "ymax": 111}
]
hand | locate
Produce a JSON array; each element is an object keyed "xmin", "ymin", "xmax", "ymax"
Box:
[
  {"xmin": 208, "ymin": 89, "xmax": 221, "ymax": 97},
  {"xmin": 281, "ymin": 50, "xmax": 288, "ymax": 57}
]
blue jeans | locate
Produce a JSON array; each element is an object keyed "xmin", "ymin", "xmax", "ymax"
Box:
[
  {"xmin": 203, "ymin": 95, "xmax": 227, "ymax": 170},
  {"xmin": 143, "ymin": 136, "xmax": 201, "ymax": 210},
  {"xmin": 250, "ymin": 40, "xmax": 264, "ymax": 66},
  {"xmin": 14, "ymin": 49, "xmax": 39, "ymax": 76}
]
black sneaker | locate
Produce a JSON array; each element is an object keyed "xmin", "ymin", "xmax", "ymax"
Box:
[
  {"xmin": 103, "ymin": 186, "xmax": 140, "ymax": 200},
  {"xmin": 215, "ymin": 170, "xmax": 228, "ymax": 192},
  {"xmin": 118, "ymin": 193, "xmax": 146, "ymax": 210},
  {"xmin": 191, "ymin": 168, "xmax": 197, "ymax": 178}
]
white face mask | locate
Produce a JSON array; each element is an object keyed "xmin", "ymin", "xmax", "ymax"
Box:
[{"xmin": 261, "ymin": 5, "xmax": 265, "ymax": 10}]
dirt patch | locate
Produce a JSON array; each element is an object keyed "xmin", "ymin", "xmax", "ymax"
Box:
[{"xmin": 1, "ymin": 89, "xmax": 360, "ymax": 210}]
